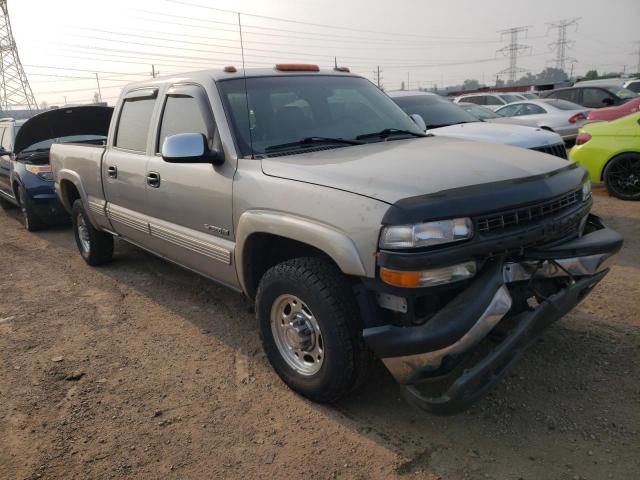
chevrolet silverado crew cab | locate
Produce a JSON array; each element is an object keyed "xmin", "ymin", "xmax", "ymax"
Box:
[{"xmin": 50, "ymin": 65, "xmax": 622, "ymax": 413}]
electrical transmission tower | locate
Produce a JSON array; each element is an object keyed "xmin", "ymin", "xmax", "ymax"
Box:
[
  {"xmin": 0, "ymin": 0, "xmax": 36, "ymax": 110},
  {"xmin": 496, "ymin": 26, "xmax": 531, "ymax": 84},
  {"xmin": 547, "ymin": 18, "xmax": 580, "ymax": 73}
]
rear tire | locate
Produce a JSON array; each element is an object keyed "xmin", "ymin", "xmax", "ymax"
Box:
[
  {"xmin": 603, "ymin": 153, "xmax": 640, "ymax": 201},
  {"xmin": 71, "ymin": 199, "xmax": 114, "ymax": 265},
  {"xmin": 17, "ymin": 184, "xmax": 45, "ymax": 232},
  {"xmin": 256, "ymin": 257, "xmax": 370, "ymax": 403}
]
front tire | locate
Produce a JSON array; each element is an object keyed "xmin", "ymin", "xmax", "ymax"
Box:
[
  {"xmin": 256, "ymin": 257, "xmax": 369, "ymax": 403},
  {"xmin": 71, "ymin": 199, "xmax": 114, "ymax": 265},
  {"xmin": 17, "ymin": 184, "xmax": 45, "ymax": 232},
  {"xmin": 603, "ymin": 154, "xmax": 640, "ymax": 201},
  {"xmin": 0, "ymin": 195, "xmax": 15, "ymax": 210}
]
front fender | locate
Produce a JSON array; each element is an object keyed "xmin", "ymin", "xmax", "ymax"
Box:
[{"xmin": 235, "ymin": 210, "xmax": 368, "ymax": 295}]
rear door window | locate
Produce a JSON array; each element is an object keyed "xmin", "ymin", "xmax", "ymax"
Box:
[
  {"xmin": 549, "ymin": 89, "xmax": 580, "ymax": 104},
  {"xmin": 521, "ymin": 104, "xmax": 546, "ymax": 115},
  {"xmin": 485, "ymin": 96, "xmax": 503, "ymax": 106},
  {"xmin": 582, "ymin": 88, "xmax": 614, "ymax": 108},
  {"xmin": 461, "ymin": 96, "xmax": 484, "ymax": 105},
  {"xmin": 115, "ymin": 96, "xmax": 157, "ymax": 152}
]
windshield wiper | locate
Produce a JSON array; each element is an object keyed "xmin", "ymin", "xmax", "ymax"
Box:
[
  {"xmin": 356, "ymin": 128, "xmax": 426, "ymax": 140},
  {"xmin": 264, "ymin": 136, "xmax": 363, "ymax": 152}
]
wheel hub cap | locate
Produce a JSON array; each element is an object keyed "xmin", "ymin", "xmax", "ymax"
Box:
[
  {"xmin": 270, "ymin": 294, "xmax": 324, "ymax": 376},
  {"xmin": 77, "ymin": 214, "xmax": 91, "ymax": 253},
  {"xmin": 284, "ymin": 314, "xmax": 315, "ymax": 351}
]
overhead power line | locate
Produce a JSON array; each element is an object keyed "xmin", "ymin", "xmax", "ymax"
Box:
[{"xmin": 164, "ymin": 0, "xmax": 500, "ymax": 42}]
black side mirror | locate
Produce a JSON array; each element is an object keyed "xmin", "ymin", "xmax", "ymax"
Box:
[{"xmin": 161, "ymin": 133, "xmax": 224, "ymax": 165}]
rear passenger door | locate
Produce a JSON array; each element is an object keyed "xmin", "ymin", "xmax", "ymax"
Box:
[
  {"xmin": 102, "ymin": 88, "xmax": 159, "ymax": 246},
  {"xmin": 143, "ymin": 84, "xmax": 237, "ymax": 286}
]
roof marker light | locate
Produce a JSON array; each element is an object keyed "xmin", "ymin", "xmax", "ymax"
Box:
[
  {"xmin": 334, "ymin": 66, "xmax": 350, "ymax": 72},
  {"xmin": 223, "ymin": 66, "xmax": 237, "ymax": 73},
  {"xmin": 275, "ymin": 64, "xmax": 320, "ymax": 72}
]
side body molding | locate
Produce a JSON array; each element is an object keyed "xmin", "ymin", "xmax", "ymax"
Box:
[{"xmin": 235, "ymin": 210, "xmax": 368, "ymax": 295}]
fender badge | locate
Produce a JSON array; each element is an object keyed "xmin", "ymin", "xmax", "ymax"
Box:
[{"xmin": 204, "ymin": 224, "xmax": 230, "ymax": 236}]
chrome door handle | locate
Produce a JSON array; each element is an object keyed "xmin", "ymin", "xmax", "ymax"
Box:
[
  {"xmin": 147, "ymin": 171, "xmax": 161, "ymax": 188},
  {"xmin": 107, "ymin": 165, "xmax": 117, "ymax": 178}
]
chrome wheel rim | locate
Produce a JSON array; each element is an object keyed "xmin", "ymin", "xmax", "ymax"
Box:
[
  {"xmin": 77, "ymin": 213, "xmax": 91, "ymax": 253},
  {"xmin": 21, "ymin": 206, "xmax": 29, "ymax": 229},
  {"xmin": 270, "ymin": 294, "xmax": 324, "ymax": 376}
]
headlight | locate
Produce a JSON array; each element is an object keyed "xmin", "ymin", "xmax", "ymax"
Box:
[
  {"xmin": 582, "ymin": 179, "xmax": 591, "ymax": 201},
  {"xmin": 25, "ymin": 164, "xmax": 53, "ymax": 181},
  {"xmin": 379, "ymin": 218, "xmax": 473, "ymax": 249}
]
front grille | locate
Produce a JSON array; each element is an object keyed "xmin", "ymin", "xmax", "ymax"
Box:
[
  {"xmin": 530, "ymin": 143, "xmax": 568, "ymax": 159},
  {"xmin": 476, "ymin": 188, "xmax": 582, "ymax": 234}
]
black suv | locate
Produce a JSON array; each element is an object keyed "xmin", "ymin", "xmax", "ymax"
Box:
[{"xmin": 543, "ymin": 84, "xmax": 637, "ymax": 109}]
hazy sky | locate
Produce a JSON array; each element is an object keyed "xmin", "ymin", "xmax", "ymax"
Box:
[{"xmin": 8, "ymin": 0, "xmax": 640, "ymax": 106}]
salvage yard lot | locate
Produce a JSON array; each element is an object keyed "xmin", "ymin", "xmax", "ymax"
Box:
[{"xmin": 0, "ymin": 188, "xmax": 638, "ymax": 480}]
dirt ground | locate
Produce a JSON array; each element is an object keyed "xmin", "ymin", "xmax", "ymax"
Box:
[{"xmin": 0, "ymin": 187, "xmax": 638, "ymax": 480}]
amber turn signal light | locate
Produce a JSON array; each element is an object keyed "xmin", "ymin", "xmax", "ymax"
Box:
[{"xmin": 275, "ymin": 64, "xmax": 320, "ymax": 72}]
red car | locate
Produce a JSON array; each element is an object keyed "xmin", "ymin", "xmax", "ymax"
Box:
[{"xmin": 587, "ymin": 97, "xmax": 640, "ymax": 122}]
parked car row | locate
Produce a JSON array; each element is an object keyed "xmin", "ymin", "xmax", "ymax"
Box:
[
  {"xmin": 387, "ymin": 91, "xmax": 567, "ymax": 156},
  {"xmin": 0, "ymin": 65, "xmax": 626, "ymax": 414},
  {"xmin": 0, "ymin": 106, "xmax": 112, "ymax": 230}
]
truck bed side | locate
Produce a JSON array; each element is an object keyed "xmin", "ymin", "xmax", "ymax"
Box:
[{"xmin": 51, "ymin": 143, "xmax": 111, "ymax": 230}]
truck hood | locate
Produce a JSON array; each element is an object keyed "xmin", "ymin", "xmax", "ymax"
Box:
[
  {"xmin": 260, "ymin": 136, "xmax": 570, "ymax": 204},
  {"xmin": 14, "ymin": 106, "xmax": 113, "ymax": 154},
  {"xmin": 428, "ymin": 122, "xmax": 561, "ymax": 148}
]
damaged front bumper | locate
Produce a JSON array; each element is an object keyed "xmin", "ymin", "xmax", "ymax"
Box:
[{"xmin": 362, "ymin": 215, "xmax": 622, "ymax": 414}]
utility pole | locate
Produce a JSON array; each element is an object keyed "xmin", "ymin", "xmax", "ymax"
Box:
[
  {"xmin": 496, "ymin": 26, "xmax": 531, "ymax": 85},
  {"xmin": 334, "ymin": 56, "xmax": 337, "ymax": 69},
  {"xmin": 634, "ymin": 41, "xmax": 640, "ymax": 75},
  {"xmin": 373, "ymin": 65, "xmax": 383, "ymax": 90},
  {"xmin": 0, "ymin": 0, "xmax": 37, "ymax": 110},
  {"xmin": 151, "ymin": 64, "xmax": 157, "ymax": 78},
  {"xmin": 547, "ymin": 18, "xmax": 580, "ymax": 74},
  {"xmin": 94, "ymin": 73, "xmax": 102, "ymax": 103}
]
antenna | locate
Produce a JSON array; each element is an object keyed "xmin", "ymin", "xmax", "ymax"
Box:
[
  {"xmin": 0, "ymin": 0, "xmax": 37, "ymax": 110},
  {"xmin": 238, "ymin": 12, "xmax": 254, "ymax": 158}
]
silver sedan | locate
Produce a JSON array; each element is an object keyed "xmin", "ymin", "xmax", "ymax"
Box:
[{"xmin": 494, "ymin": 99, "xmax": 591, "ymax": 142}]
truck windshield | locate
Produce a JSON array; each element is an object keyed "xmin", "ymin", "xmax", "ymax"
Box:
[{"xmin": 218, "ymin": 75, "xmax": 423, "ymax": 157}]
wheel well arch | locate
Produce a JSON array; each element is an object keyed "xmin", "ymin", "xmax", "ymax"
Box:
[
  {"xmin": 241, "ymin": 232, "xmax": 338, "ymax": 300},
  {"xmin": 11, "ymin": 179, "xmax": 21, "ymax": 199},
  {"xmin": 59, "ymin": 179, "xmax": 81, "ymax": 212}
]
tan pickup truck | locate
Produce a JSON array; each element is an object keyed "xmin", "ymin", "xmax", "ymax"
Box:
[{"xmin": 51, "ymin": 65, "xmax": 622, "ymax": 413}]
